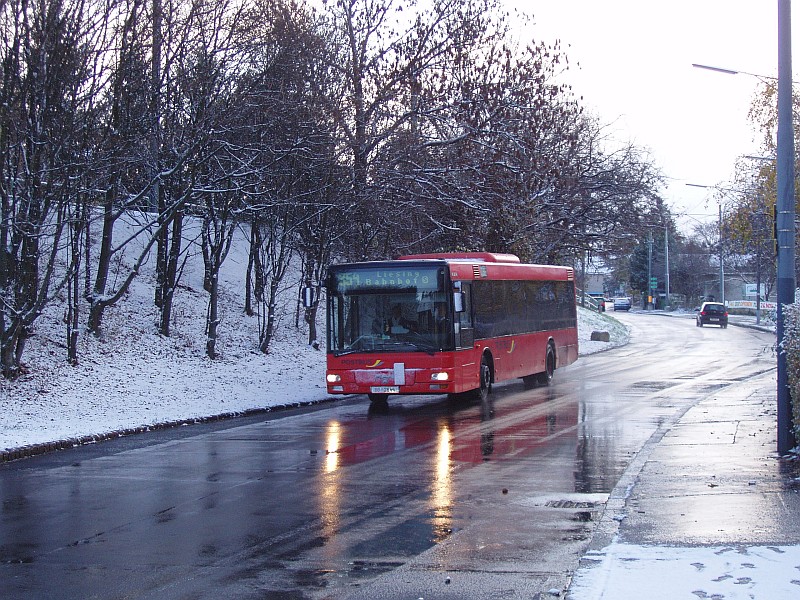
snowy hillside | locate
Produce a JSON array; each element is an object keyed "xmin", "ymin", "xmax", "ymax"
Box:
[{"xmin": 0, "ymin": 220, "xmax": 628, "ymax": 453}]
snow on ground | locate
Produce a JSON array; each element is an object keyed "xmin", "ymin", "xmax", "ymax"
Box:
[
  {"xmin": 0, "ymin": 219, "xmax": 628, "ymax": 453},
  {"xmin": 568, "ymin": 543, "xmax": 800, "ymax": 600},
  {"xmin": 0, "ymin": 301, "xmax": 624, "ymax": 452},
  {"xmin": 9, "ymin": 232, "xmax": 798, "ymax": 600},
  {"xmin": 576, "ymin": 306, "xmax": 629, "ymax": 355},
  {"xmin": 1, "ymin": 213, "xmax": 629, "ymax": 452}
]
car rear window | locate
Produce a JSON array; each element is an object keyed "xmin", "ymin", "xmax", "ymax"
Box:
[{"xmin": 705, "ymin": 304, "xmax": 725, "ymax": 312}]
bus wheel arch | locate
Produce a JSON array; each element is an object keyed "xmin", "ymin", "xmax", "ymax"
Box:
[
  {"xmin": 476, "ymin": 351, "xmax": 493, "ymax": 401},
  {"xmin": 537, "ymin": 340, "xmax": 556, "ymax": 386}
]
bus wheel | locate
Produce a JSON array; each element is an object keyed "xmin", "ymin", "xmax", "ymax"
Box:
[
  {"xmin": 368, "ymin": 393, "xmax": 389, "ymax": 405},
  {"xmin": 475, "ymin": 356, "xmax": 492, "ymax": 402},
  {"xmin": 537, "ymin": 344, "xmax": 555, "ymax": 386}
]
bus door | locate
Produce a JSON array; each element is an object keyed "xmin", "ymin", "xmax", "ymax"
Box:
[{"xmin": 454, "ymin": 281, "xmax": 474, "ymax": 350}]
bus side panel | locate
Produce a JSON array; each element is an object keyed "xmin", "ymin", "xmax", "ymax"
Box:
[
  {"xmin": 556, "ymin": 327, "xmax": 579, "ymax": 368},
  {"xmin": 481, "ymin": 327, "xmax": 578, "ymax": 384},
  {"xmin": 479, "ymin": 332, "xmax": 538, "ymax": 383}
]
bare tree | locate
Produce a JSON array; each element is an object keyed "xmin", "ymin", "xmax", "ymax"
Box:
[
  {"xmin": 233, "ymin": 0, "xmax": 345, "ymax": 350},
  {"xmin": 313, "ymin": 0, "xmax": 520, "ymax": 260},
  {"xmin": 0, "ymin": 0, "xmax": 119, "ymax": 376},
  {"xmin": 200, "ymin": 186, "xmax": 237, "ymax": 359}
]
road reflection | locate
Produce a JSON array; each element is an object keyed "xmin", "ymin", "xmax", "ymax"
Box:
[
  {"xmin": 430, "ymin": 422, "xmax": 452, "ymax": 542},
  {"xmin": 319, "ymin": 420, "xmax": 343, "ymax": 562},
  {"xmin": 325, "ymin": 421, "xmax": 341, "ymax": 473},
  {"xmin": 321, "ymin": 388, "xmax": 577, "ymax": 471},
  {"xmin": 1, "ymin": 312, "xmax": 787, "ymax": 599}
]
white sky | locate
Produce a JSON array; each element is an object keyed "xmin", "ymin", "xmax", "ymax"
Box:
[{"xmin": 507, "ymin": 0, "xmax": 798, "ymax": 232}]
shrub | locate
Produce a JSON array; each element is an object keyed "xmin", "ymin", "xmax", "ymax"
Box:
[{"xmin": 782, "ymin": 301, "xmax": 800, "ymax": 444}]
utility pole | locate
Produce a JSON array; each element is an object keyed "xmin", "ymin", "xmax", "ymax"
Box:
[
  {"xmin": 664, "ymin": 226, "xmax": 670, "ymax": 308},
  {"xmin": 647, "ymin": 233, "xmax": 653, "ymax": 310},
  {"xmin": 718, "ymin": 203, "xmax": 725, "ymax": 304},
  {"xmin": 756, "ymin": 198, "xmax": 764, "ymax": 326},
  {"xmin": 776, "ymin": 0, "xmax": 796, "ymax": 453}
]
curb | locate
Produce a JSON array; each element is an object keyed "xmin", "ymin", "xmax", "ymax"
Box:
[{"xmin": 1, "ymin": 396, "xmax": 341, "ymax": 464}]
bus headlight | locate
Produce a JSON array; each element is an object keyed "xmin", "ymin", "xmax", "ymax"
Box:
[
  {"xmin": 431, "ymin": 372, "xmax": 449, "ymax": 381},
  {"xmin": 327, "ymin": 373, "xmax": 341, "ymax": 383}
]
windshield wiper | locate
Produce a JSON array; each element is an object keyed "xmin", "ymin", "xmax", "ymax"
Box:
[
  {"xmin": 400, "ymin": 340, "xmax": 437, "ymax": 356},
  {"xmin": 333, "ymin": 337, "xmax": 439, "ymax": 357},
  {"xmin": 333, "ymin": 348, "xmax": 362, "ymax": 357}
]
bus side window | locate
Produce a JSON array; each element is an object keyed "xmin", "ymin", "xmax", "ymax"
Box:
[{"xmin": 456, "ymin": 282, "xmax": 474, "ymax": 349}]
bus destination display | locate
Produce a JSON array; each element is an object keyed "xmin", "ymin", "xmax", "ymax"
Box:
[{"xmin": 333, "ymin": 268, "xmax": 442, "ymax": 293}]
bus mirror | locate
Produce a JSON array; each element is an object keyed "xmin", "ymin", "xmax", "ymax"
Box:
[
  {"xmin": 453, "ymin": 292, "xmax": 465, "ymax": 313},
  {"xmin": 302, "ymin": 286, "xmax": 315, "ymax": 308}
]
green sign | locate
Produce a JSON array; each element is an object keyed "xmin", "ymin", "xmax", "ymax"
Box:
[{"xmin": 650, "ymin": 277, "xmax": 658, "ymax": 289}]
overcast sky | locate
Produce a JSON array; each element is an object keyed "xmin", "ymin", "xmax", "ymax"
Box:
[{"xmin": 508, "ymin": 0, "xmax": 797, "ymax": 232}]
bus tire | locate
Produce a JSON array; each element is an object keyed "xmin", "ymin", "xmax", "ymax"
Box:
[
  {"xmin": 536, "ymin": 343, "xmax": 556, "ymax": 386},
  {"xmin": 474, "ymin": 355, "xmax": 492, "ymax": 402}
]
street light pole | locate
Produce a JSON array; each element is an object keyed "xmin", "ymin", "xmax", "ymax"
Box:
[
  {"xmin": 692, "ymin": 16, "xmax": 797, "ymax": 451},
  {"xmin": 664, "ymin": 225, "xmax": 670, "ymax": 308},
  {"xmin": 776, "ymin": 0, "xmax": 796, "ymax": 454},
  {"xmin": 719, "ymin": 203, "xmax": 725, "ymax": 304},
  {"xmin": 648, "ymin": 233, "xmax": 655, "ymax": 309}
]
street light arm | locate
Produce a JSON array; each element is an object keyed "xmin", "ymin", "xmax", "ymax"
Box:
[
  {"xmin": 692, "ymin": 62, "xmax": 799, "ymax": 84},
  {"xmin": 692, "ymin": 63, "xmax": 742, "ymax": 76}
]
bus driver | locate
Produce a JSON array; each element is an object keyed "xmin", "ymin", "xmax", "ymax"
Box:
[{"xmin": 386, "ymin": 304, "xmax": 416, "ymax": 334}]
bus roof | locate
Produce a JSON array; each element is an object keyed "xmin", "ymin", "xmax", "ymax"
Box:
[
  {"xmin": 327, "ymin": 253, "xmax": 574, "ymax": 283},
  {"xmin": 398, "ymin": 252, "xmax": 520, "ymax": 263},
  {"xmin": 397, "ymin": 253, "xmax": 574, "ymax": 282}
]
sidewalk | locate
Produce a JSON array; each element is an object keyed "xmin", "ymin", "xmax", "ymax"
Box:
[
  {"xmin": 566, "ymin": 371, "xmax": 800, "ymax": 599},
  {"xmin": 726, "ymin": 313, "xmax": 776, "ymax": 334}
]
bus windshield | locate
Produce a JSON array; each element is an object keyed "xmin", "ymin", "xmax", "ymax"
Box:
[{"xmin": 328, "ymin": 266, "xmax": 453, "ymax": 355}]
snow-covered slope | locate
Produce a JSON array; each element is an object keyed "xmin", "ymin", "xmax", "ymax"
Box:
[{"xmin": 1, "ymin": 219, "xmax": 628, "ymax": 453}]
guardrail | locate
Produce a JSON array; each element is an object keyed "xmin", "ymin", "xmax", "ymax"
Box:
[{"xmin": 576, "ymin": 292, "xmax": 603, "ymax": 312}]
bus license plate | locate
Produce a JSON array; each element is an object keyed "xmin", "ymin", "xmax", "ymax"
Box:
[{"xmin": 371, "ymin": 386, "xmax": 400, "ymax": 394}]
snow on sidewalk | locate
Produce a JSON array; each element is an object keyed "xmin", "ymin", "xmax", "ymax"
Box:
[{"xmin": 567, "ymin": 542, "xmax": 800, "ymax": 599}]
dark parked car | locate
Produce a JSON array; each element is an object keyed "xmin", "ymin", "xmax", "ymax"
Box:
[
  {"xmin": 696, "ymin": 302, "xmax": 728, "ymax": 328},
  {"xmin": 613, "ymin": 297, "xmax": 632, "ymax": 311}
]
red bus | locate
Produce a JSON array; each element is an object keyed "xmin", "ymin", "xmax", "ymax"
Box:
[{"xmin": 321, "ymin": 252, "xmax": 578, "ymax": 404}]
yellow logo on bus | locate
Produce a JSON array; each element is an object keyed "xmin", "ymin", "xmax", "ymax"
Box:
[
  {"xmin": 507, "ymin": 340, "xmax": 515, "ymax": 354},
  {"xmin": 366, "ymin": 359, "xmax": 384, "ymax": 368}
]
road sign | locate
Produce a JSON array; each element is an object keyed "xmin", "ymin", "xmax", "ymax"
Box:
[{"xmin": 650, "ymin": 277, "xmax": 658, "ymax": 289}]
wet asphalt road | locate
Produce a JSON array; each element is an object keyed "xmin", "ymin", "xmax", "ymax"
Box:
[{"xmin": 0, "ymin": 311, "xmax": 776, "ymax": 599}]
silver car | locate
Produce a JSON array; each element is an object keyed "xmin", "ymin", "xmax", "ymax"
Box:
[{"xmin": 613, "ymin": 297, "xmax": 632, "ymax": 311}]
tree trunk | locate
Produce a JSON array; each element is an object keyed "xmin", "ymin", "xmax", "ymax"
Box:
[
  {"xmin": 260, "ymin": 279, "xmax": 281, "ymax": 353},
  {"xmin": 206, "ymin": 272, "xmax": 219, "ymax": 359},
  {"xmin": 67, "ymin": 203, "xmax": 83, "ymax": 365},
  {"xmin": 88, "ymin": 193, "xmax": 115, "ymax": 335},
  {"xmin": 304, "ymin": 298, "xmax": 320, "ymax": 350},
  {"xmin": 159, "ymin": 209, "xmax": 183, "ymax": 336},
  {"xmin": 155, "ymin": 191, "xmax": 168, "ymax": 308},
  {"xmin": 245, "ymin": 227, "xmax": 255, "ymax": 317},
  {"xmin": 245, "ymin": 218, "xmax": 264, "ymax": 316},
  {"xmin": 1, "ymin": 327, "xmax": 20, "ymax": 379},
  {"xmin": 202, "ymin": 225, "xmax": 214, "ymax": 292}
]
